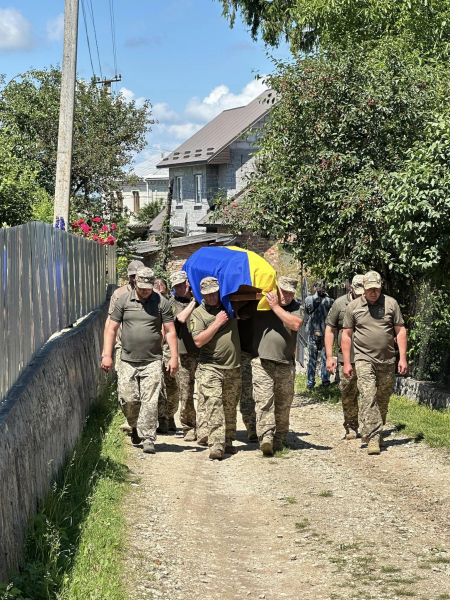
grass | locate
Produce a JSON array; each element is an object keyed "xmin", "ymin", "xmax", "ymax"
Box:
[
  {"xmin": 394, "ymin": 590, "xmax": 416, "ymax": 597},
  {"xmin": 295, "ymin": 519, "xmax": 310, "ymax": 530},
  {"xmin": 0, "ymin": 383, "xmax": 129, "ymax": 600},
  {"xmin": 285, "ymin": 496, "xmax": 297, "ymax": 504},
  {"xmin": 295, "ymin": 375, "xmax": 450, "ymax": 451},
  {"xmin": 319, "ymin": 490, "xmax": 334, "ymax": 497},
  {"xmin": 381, "ymin": 566, "xmax": 402, "ymax": 573}
]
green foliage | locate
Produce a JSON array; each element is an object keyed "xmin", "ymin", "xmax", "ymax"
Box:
[
  {"xmin": 219, "ymin": 0, "xmax": 450, "ymax": 56},
  {"xmin": 134, "ymin": 200, "xmax": 162, "ymax": 224},
  {"xmin": 0, "ymin": 384, "xmax": 128, "ymax": 600}
]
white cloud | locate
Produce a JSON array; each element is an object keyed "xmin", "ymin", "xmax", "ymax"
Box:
[
  {"xmin": 47, "ymin": 13, "xmax": 64, "ymax": 42},
  {"xmin": 152, "ymin": 102, "xmax": 182, "ymax": 123},
  {"xmin": 120, "ymin": 86, "xmax": 146, "ymax": 109},
  {"xmin": 0, "ymin": 8, "xmax": 34, "ymax": 52}
]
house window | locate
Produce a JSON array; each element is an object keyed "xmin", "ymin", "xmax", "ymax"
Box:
[
  {"xmin": 132, "ymin": 190, "xmax": 140, "ymax": 213},
  {"xmin": 194, "ymin": 174, "xmax": 202, "ymax": 205},
  {"xmin": 175, "ymin": 176, "xmax": 183, "ymax": 207}
]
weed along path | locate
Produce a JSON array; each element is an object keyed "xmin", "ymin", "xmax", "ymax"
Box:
[{"xmin": 122, "ymin": 392, "xmax": 450, "ymax": 600}]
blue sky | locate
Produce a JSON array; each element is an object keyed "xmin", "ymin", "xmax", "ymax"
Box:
[{"xmin": 0, "ymin": 0, "xmax": 290, "ymax": 162}]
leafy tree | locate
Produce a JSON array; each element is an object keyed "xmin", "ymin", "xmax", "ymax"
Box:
[
  {"xmin": 134, "ymin": 200, "xmax": 162, "ymax": 224},
  {"xmin": 214, "ymin": 45, "xmax": 449, "ymax": 294},
  {"xmin": 219, "ymin": 0, "xmax": 450, "ymax": 55}
]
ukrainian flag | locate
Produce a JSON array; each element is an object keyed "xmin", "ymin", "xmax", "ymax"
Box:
[{"xmin": 183, "ymin": 246, "xmax": 277, "ymax": 316}]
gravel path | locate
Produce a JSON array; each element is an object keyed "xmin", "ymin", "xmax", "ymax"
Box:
[{"xmin": 123, "ymin": 395, "xmax": 450, "ymax": 600}]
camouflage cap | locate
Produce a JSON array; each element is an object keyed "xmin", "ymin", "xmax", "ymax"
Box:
[
  {"xmin": 200, "ymin": 276, "xmax": 220, "ymax": 294},
  {"xmin": 278, "ymin": 276, "xmax": 298, "ymax": 293},
  {"xmin": 170, "ymin": 270, "xmax": 188, "ymax": 287},
  {"xmin": 127, "ymin": 260, "xmax": 144, "ymax": 275},
  {"xmin": 135, "ymin": 267, "xmax": 155, "ymax": 289},
  {"xmin": 351, "ymin": 274, "xmax": 365, "ymax": 294},
  {"xmin": 363, "ymin": 270, "xmax": 382, "ymax": 290}
]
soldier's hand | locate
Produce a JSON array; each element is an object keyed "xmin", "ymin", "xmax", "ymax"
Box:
[
  {"xmin": 326, "ymin": 357, "xmax": 336, "ymax": 375},
  {"xmin": 167, "ymin": 357, "xmax": 179, "ymax": 377},
  {"xmin": 215, "ymin": 310, "xmax": 229, "ymax": 326},
  {"xmin": 343, "ymin": 363, "xmax": 353, "ymax": 379},
  {"xmin": 101, "ymin": 356, "xmax": 114, "ymax": 373},
  {"xmin": 266, "ymin": 291, "xmax": 279, "ymax": 308},
  {"xmin": 397, "ymin": 358, "xmax": 408, "ymax": 375}
]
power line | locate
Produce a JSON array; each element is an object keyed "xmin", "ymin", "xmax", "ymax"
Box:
[
  {"xmin": 80, "ymin": 0, "xmax": 95, "ymax": 79},
  {"xmin": 87, "ymin": 0, "xmax": 103, "ymax": 79},
  {"xmin": 108, "ymin": 0, "xmax": 118, "ymax": 76}
]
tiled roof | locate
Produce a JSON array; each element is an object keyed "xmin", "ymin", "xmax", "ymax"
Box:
[
  {"xmin": 134, "ymin": 233, "xmax": 233, "ymax": 257},
  {"xmin": 130, "ymin": 155, "xmax": 170, "ymax": 180},
  {"xmin": 157, "ymin": 90, "xmax": 276, "ymax": 168}
]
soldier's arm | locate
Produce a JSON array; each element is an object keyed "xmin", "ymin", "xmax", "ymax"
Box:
[
  {"xmin": 324, "ymin": 325, "xmax": 337, "ymax": 374},
  {"xmin": 341, "ymin": 328, "xmax": 353, "ymax": 378},
  {"xmin": 103, "ymin": 292, "xmax": 118, "ymax": 350},
  {"xmin": 395, "ymin": 325, "xmax": 408, "ymax": 374},
  {"xmin": 163, "ymin": 322, "xmax": 179, "ymax": 376},
  {"xmin": 176, "ymin": 298, "xmax": 197, "ymax": 323},
  {"xmin": 193, "ymin": 312, "xmax": 229, "ymax": 347},
  {"xmin": 266, "ymin": 292, "xmax": 303, "ymax": 331},
  {"xmin": 101, "ymin": 320, "xmax": 121, "ymax": 372}
]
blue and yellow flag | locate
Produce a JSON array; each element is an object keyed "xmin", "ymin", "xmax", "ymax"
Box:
[{"xmin": 183, "ymin": 246, "xmax": 277, "ymax": 316}]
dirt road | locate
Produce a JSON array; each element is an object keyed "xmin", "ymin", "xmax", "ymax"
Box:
[{"xmin": 123, "ymin": 395, "xmax": 450, "ymax": 600}]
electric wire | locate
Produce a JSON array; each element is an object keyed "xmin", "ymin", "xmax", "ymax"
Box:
[
  {"xmin": 80, "ymin": 0, "xmax": 95, "ymax": 79},
  {"xmin": 108, "ymin": 0, "xmax": 118, "ymax": 77},
  {"xmin": 87, "ymin": 0, "xmax": 103, "ymax": 80}
]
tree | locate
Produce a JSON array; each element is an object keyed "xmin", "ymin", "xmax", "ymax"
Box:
[
  {"xmin": 134, "ymin": 200, "xmax": 162, "ymax": 224},
  {"xmin": 214, "ymin": 45, "xmax": 450, "ymax": 292},
  {"xmin": 219, "ymin": 0, "xmax": 450, "ymax": 56}
]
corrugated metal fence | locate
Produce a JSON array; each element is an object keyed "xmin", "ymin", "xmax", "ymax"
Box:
[{"xmin": 0, "ymin": 222, "xmax": 116, "ymax": 402}]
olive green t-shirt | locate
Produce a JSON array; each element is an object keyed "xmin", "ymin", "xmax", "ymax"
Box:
[
  {"xmin": 239, "ymin": 300, "xmax": 304, "ymax": 364},
  {"xmin": 325, "ymin": 292, "xmax": 356, "ymax": 364},
  {"xmin": 191, "ymin": 301, "xmax": 240, "ymax": 369},
  {"xmin": 110, "ymin": 290, "xmax": 174, "ymax": 363},
  {"xmin": 342, "ymin": 294, "xmax": 404, "ymax": 364},
  {"xmin": 171, "ymin": 295, "xmax": 200, "ymax": 356},
  {"xmin": 108, "ymin": 283, "xmax": 132, "ymax": 349}
]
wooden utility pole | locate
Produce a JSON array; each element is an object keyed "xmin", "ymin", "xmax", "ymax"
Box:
[{"xmin": 53, "ymin": 0, "xmax": 79, "ymax": 229}]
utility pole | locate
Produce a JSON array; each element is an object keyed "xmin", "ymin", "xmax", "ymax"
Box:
[
  {"xmin": 53, "ymin": 0, "xmax": 79, "ymax": 228},
  {"xmin": 94, "ymin": 75, "xmax": 122, "ymax": 95}
]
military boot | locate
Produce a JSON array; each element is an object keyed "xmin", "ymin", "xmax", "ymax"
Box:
[
  {"xmin": 209, "ymin": 445, "xmax": 224, "ymax": 461},
  {"xmin": 367, "ymin": 434, "xmax": 381, "ymax": 455},
  {"xmin": 260, "ymin": 437, "xmax": 274, "ymax": 456},
  {"xmin": 143, "ymin": 441, "xmax": 156, "ymax": 454},
  {"xmin": 183, "ymin": 429, "xmax": 197, "ymax": 442},
  {"xmin": 273, "ymin": 438, "xmax": 285, "ymax": 453},
  {"xmin": 379, "ymin": 430, "xmax": 387, "ymax": 447},
  {"xmin": 197, "ymin": 434, "xmax": 208, "ymax": 446},
  {"xmin": 345, "ymin": 429, "xmax": 358, "ymax": 440},
  {"xmin": 225, "ymin": 440, "xmax": 238, "ymax": 455},
  {"xmin": 168, "ymin": 417, "xmax": 177, "ymax": 432},
  {"xmin": 247, "ymin": 429, "xmax": 258, "ymax": 442},
  {"xmin": 131, "ymin": 427, "xmax": 142, "ymax": 447},
  {"xmin": 156, "ymin": 418, "xmax": 169, "ymax": 434}
]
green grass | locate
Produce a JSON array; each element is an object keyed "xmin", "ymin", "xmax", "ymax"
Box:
[
  {"xmin": 295, "ymin": 519, "xmax": 310, "ymax": 530},
  {"xmin": 319, "ymin": 490, "xmax": 334, "ymax": 497},
  {"xmin": 381, "ymin": 566, "xmax": 402, "ymax": 573},
  {"xmin": 295, "ymin": 375, "xmax": 450, "ymax": 451},
  {"xmin": 0, "ymin": 383, "xmax": 129, "ymax": 600},
  {"xmin": 394, "ymin": 589, "xmax": 416, "ymax": 597},
  {"xmin": 285, "ymin": 496, "xmax": 297, "ymax": 504}
]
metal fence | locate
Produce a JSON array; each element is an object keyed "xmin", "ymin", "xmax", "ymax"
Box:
[{"xmin": 0, "ymin": 222, "xmax": 114, "ymax": 402}]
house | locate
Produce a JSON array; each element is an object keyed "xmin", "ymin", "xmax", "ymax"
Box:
[
  {"xmin": 121, "ymin": 155, "xmax": 170, "ymax": 221},
  {"xmin": 156, "ymin": 89, "xmax": 275, "ymax": 236}
]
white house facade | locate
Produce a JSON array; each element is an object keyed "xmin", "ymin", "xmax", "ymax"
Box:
[{"xmin": 121, "ymin": 156, "xmax": 169, "ymax": 222}]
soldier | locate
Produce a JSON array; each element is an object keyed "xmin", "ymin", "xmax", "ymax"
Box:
[
  {"xmin": 239, "ymin": 277, "xmax": 304, "ymax": 456},
  {"xmin": 325, "ymin": 275, "xmax": 364, "ymax": 440},
  {"xmin": 103, "ymin": 259, "xmax": 144, "ymax": 433},
  {"xmin": 238, "ymin": 318, "xmax": 257, "ymax": 441},
  {"xmin": 191, "ymin": 277, "xmax": 241, "ymax": 460},
  {"xmin": 169, "ymin": 271, "xmax": 201, "ymax": 441},
  {"xmin": 153, "ymin": 277, "xmax": 177, "ymax": 434},
  {"xmin": 341, "ymin": 271, "xmax": 408, "ymax": 455},
  {"xmin": 101, "ymin": 267, "xmax": 179, "ymax": 454},
  {"xmin": 304, "ymin": 280, "xmax": 334, "ymax": 389}
]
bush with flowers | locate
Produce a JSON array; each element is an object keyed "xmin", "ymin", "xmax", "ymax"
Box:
[{"xmin": 71, "ymin": 217, "xmax": 116, "ymax": 245}]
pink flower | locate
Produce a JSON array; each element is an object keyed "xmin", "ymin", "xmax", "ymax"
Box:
[
  {"xmin": 92, "ymin": 235, "xmax": 98, "ymax": 241},
  {"xmin": 93, "ymin": 217, "xmax": 101, "ymax": 223},
  {"xmin": 111, "ymin": 222, "xmax": 116, "ymax": 231},
  {"xmin": 77, "ymin": 219, "xmax": 84, "ymax": 225},
  {"xmin": 101, "ymin": 225, "xmax": 109, "ymax": 232},
  {"xmin": 107, "ymin": 239, "xmax": 115, "ymax": 246},
  {"xmin": 72, "ymin": 222, "xmax": 78, "ymax": 229},
  {"xmin": 99, "ymin": 238, "xmax": 105, "ymax": 245},
  {"xmin": 107, "ymin": 235, "xmax": 115, "ymax": 242}
]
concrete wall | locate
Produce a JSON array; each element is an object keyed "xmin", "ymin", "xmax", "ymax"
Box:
[
  {"xmin": 394, "ymin": 377, "xmax": 450, "ymax": 409},
  {"xmin": 122, "ymin": 179, "xmax": 168, "ymax": 222},
  {"xmin": 0, "ymin": 302, "xmax": 109, "ymax": 581}
]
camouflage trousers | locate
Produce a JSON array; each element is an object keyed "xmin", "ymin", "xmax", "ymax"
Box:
[
  {"xmin": 240, "ymin": 351, "xmax": 256, "ymax": 433},
  {"xmin": 339, "ymin": 362, "xmax": 359, "ymax": 433},
  {"xmin": 118, "ymin": 359, "xmax": 162, "ymax": 442},
  {"xmin": 157, "ymin": 360, "xmax": 179, "ymax": 420},
  {"xmin": 176, "ymin": 353, "xmax": 199, "ymax": 434},
  {"xmin": 197, "ymin": 364, "xmax": 242, "ymax": 449},
  {"xmin": 355, "ymin": 361, "xmax": 396, "ymax": 440},
  {"xmin": 252, "ymin": 358, "xmax": 295, "ymax": 444}
]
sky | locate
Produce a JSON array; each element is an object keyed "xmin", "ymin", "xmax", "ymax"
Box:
[{"xmin": 0, "ymin": 0, "xmax": 290, "ymax": 163}]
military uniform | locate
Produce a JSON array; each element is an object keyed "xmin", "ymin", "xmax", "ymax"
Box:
[
  {"xmin": 238, "ymin": 319, "xmax": 257, "ymax": 438},
  {"xmin": 240, "ymin": 287, "xmax": 304, "ymax": 451},
  {"xmin": 343, "ymin": 293, "xmax": 404, "ymax": 441},
  {"xmin": 108, "ymin": 283, "xmax": 132, "ymax": 376},
  {"xmin": 326, "ymin": 292, "xmax": 359, "ymax": 435},
  {"xmin": 191, "ymin": 299, "xmax": 241, "ymax": 455},
  {"xmin": 305, "ymin": 291, "xmax": 334, "ymax": 388},
  {"xmin": 111, "ymin": 287, "xmax": 174, "ymax": 444}
]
